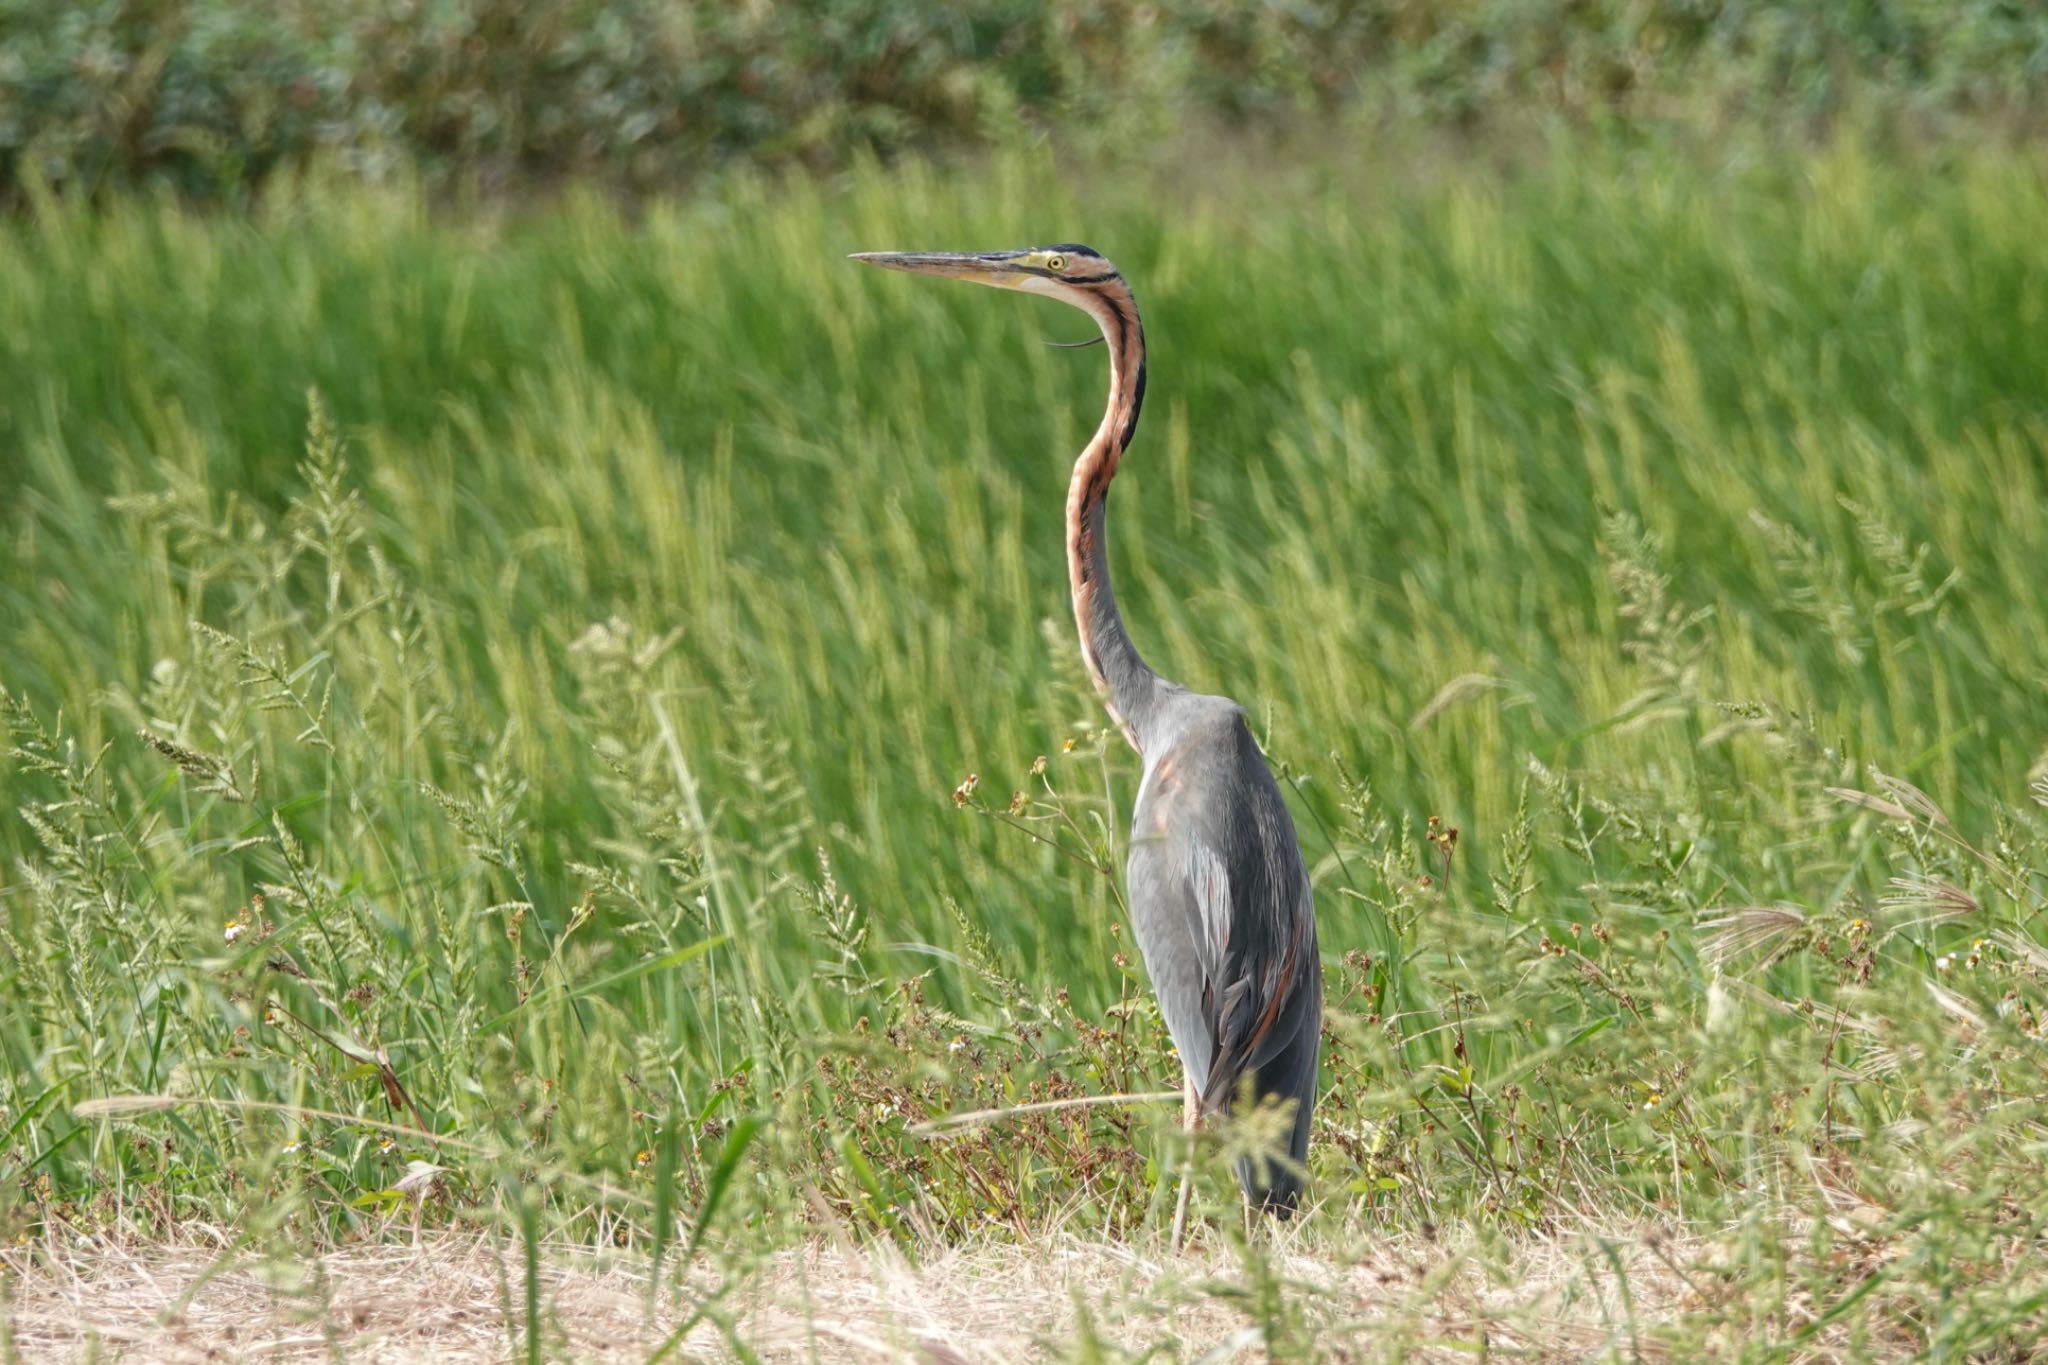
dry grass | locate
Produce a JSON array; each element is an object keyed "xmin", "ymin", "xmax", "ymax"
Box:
[
  {"xmin": 0, "ymin": 1225, "xmax": 1706, "ymax": 1362},
  {"xmin": 1, "ymin": 1234, "xmax": 659, "ymax": 1363}
]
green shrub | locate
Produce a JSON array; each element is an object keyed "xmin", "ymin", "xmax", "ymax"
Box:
[{"xmin": 3, "ymin": 0, "xmax": 2046, "ymax": 201}]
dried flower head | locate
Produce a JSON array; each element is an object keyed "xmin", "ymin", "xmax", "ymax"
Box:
[
  {"xmin": 1880, "ymin": 874, "xmax": 1979, "ymax": 920},
  {"xmin": 1698, "ymin": 904, "xmax": 1807, "ymax": 969}
]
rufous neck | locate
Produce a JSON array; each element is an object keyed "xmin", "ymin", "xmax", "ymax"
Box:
[{"xmin": 1064, "ymin": 282, "xmax": 1158, "ymax": 750}]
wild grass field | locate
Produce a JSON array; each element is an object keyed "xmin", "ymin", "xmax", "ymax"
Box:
[{"xmin": 3, "ymin": 133, "xmax": 2048, "ymax": 1358}]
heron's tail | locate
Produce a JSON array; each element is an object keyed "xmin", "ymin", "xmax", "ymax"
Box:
[
  {"xmin": 1226, "ymin": 1015, "xmax": 1319, "ymax": 1219},
  {"xmin": 1237, "ymin": 1154, "xmax": 1305, "ymax": 1218}
]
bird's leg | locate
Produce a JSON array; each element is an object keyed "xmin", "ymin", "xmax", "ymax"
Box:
[{"xmin": 1171, "ymin": 1076, "xmax": 1198, "ymax": 1252}]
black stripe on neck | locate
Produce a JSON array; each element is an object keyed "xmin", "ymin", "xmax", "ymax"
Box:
[{"xmin": 1118, "ymin": 353, "xmax": 1147, "ymax": 452}]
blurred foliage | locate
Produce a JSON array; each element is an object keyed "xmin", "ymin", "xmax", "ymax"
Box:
[{"xmin": 3, "ymin": 0, "xmax": 2046, "ymax": 201}]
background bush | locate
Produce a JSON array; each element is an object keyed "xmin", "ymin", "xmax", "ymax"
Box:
[{"xmin": 4, "ymin": 0, "xmax": 2047, "ymax": 202}]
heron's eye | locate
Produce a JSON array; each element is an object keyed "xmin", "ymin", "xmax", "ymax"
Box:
[{"xmin": 1044, "ymin": 254, "xmax": 1067, "ymax": 273}]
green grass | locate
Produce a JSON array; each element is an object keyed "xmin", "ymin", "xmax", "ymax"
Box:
[{"xmin": 4, "ymin": 133, "xmax": 2048, "ymax": 1356}]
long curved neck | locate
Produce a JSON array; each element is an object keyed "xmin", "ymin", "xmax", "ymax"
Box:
[{"xmin": 1066, "ymin": 280, "xmax": 1162, "ymax": 753}]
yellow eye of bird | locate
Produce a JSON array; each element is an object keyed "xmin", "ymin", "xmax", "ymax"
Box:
[{"xmin": 1044, "ymin": 254, "xmax": 1067, "ymax": 273}]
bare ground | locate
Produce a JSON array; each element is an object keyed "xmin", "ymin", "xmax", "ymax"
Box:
[{"xmin": 0, "ymin": 1223, "xmax": 1701, "ymax": 1362}]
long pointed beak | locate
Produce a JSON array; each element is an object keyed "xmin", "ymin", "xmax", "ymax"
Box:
[{"xmin": 848, "ymin": 250, "xmax": 1023, "ymax": 287}]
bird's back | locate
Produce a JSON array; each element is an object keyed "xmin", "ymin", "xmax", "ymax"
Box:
[{"xmin": 1125, "ymin": 692, "xmax": 1321, "ymax": 1212}]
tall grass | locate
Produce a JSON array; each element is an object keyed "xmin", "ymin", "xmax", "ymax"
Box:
[{"xmin": 4, "ymin": 134, "xmax": 2048, "ymax": 1354}]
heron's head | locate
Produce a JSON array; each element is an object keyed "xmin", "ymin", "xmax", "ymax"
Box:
[
  {"xmin": 848, "ymin": 244, "xmax": 1126, "ymax": 311},
  {"xmin": 852, "ymin": 244, "xmax": 1146, "ymax": 444}
]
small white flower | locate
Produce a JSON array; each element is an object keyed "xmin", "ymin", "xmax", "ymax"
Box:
[
  {"xmin": 224, "ymin": 922, "xmax": 246, "ymax": 944},
  {"xmin": 947, "ymin": 1037, "xmax": 966, "ymax": 1054},
  {"xmin": 281, "ymin": 1141, "xmax": 303, "ymax": 1154},
  {"xmin": 1936, "ymin": 954, "xmax": 1954, "ymax": 973}
]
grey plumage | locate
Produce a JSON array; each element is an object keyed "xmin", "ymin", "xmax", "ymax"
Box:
[{"xmin": 1127, "ymin": 692, "xmax": 1321, "ymax": 1212}]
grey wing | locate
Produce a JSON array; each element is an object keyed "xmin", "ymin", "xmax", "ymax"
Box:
[
  {"xmin": 1125, "ymin": 707, "xmax": 1319, "ymax": 1115},
  {"xmin": 1126, "ymin": 816, "xmax": 1226, "ymax": 1091}
]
